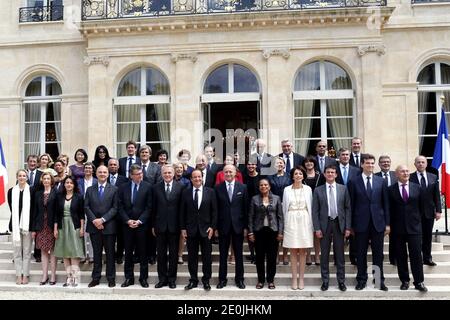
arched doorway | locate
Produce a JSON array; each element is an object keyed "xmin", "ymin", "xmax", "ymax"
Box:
[{"xmin": 201, "ymin": 63, "xmax": 261, "ymax": 161}]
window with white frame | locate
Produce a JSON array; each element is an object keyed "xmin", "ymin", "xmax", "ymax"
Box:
[
  {"xmin": 293, "ymin": 60, "xmax": 355, "ymax": 156},
  {"xmin": 417, "ymin": 62, "xmax": 450, "ymax": 160},
  {"xmin": 115, "ymin": 67, "xmax": 170, "ymax": 160},
  {"xmin": 23, "ymin": 75, "xmax": 62, "ymax": 162}
]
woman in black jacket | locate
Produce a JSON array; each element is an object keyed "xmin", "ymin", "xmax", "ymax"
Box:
[{"xmin": 53, "ymin": 176, "xmax": 85, "ymax": 287}]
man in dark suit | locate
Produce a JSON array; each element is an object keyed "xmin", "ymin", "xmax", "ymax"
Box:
[
  {"xmin": 312, "ymin": 165, "xmax": 351, "ymax": 291},
  {"xmin": 152, "ymin": 164, "xmax": 185, "ymax": 289},
  {"xmin": 204, "ymin": 145, "xmax": 222, "ymax": 177},
  {"xmin": 85, "ymin": 165, "xmax": 118, "ymax": 288},
  {"xmin": 315, "ymin": 140, "xmax": 337, "ymax": 174},
  {"xmin": 118, "ymin": 140, "xmax": 140, "ymax": 178},
  {"xmin": 251, "ymin": 139, "xmax": 274, "ymax": 177},
  {"xmin": 180, "ymin": 169, "xmax": 218, "ymax": 291},
  {"xmin": 388, "ymin": 165, "xmax": 428, "ymax": 292},
  {"xmin": 336, "ymin": 147, "xmax": 360, "ymax": 186},
  {"xmin": 410, "ymin": 155, "xmax": 442, "ymax": 266},
  {"xmin": 348, "ymin": 154, "xmax": 390, "ymax": 291},
  {"xmin": 25, "ymin": 154, "xmax": 42, "ymax": 262},
  {"xmin": 118, "ymin": 164, "xmax": 152, "ymax": 288},
  {"xmin": 215, "ymin": 165, "xmax": 249, "ymax": 289},
  {"xmin": 108, "ymin": 158, "xmax": 128, "ymax": 264},
  {"xmin": 278, "ymin": 139, "xmax": 304, "ymax": 174},
  {"xmin": 194, "ymin": 154, "xmax": 215, "ymax": 188},
  {"xmin": 375, "ymin": 154, "xmax": 398, "ymax": 265},
  {"xmin": 349, "ymin": 137, "xmax": 367, "ymax": 169}
]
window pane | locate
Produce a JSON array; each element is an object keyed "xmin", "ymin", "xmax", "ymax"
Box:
[
  {"xmin": 46, "ymin": 102, "xmax": 61, "ymax": 121},
  {"xmin": 324, "ymin": 62, "xmax": 351, "ymax": 90},
  {"xmin": 25, "ymin": 103, "xmax": 41, "ymax": 121},
  {"xmin": 146, "ymin": 104, "xmax": 170, "ymax": 121},
  {"xmin": 146, "ymin": 69, "xmax": 170, "ymax": 95},
  {"xmin": 295, "ymin": 139, "xmax": 320, "ymax": 157},
  {"xmin": 117, "ymin": 124, "xmax": 140, "ymax": 143},
  {"xmin": 45, "ymin": 143, "xmax": 60, "ymax": 162},
  {"xmin": 417, "ymin": 64, "xmax": 435, "ymax": 85},
  {"xmin": 233, "ymin": 64, "xmax": 259, "ymax": 93},
  {"xmin": 146, "ymin": 123, "xmax": 170, "ymax": 142},
  {"xmin": 418, "ymin": 114, "xmax": 437, "ymax": 135},
  {"xmin": 331, "ymin": 138, "xmax": 351, "ymax": 152},
  {"xmin": 418, "ymin": 92, "xmax": 436, "ymax": 113},
  {"xmin": 117, "ymin": 105, "xmax": 140, "ymax": 122},
  {"xmin": 294, "ymin": 62, "xmax": 320, "ymax": 91},
  {"xmin": 25, "ymin": 143, "xmax": 40, "ymax": 158},
  {"xmin": 326, "ymin": 118, "xmax": 353, "ymax": 150},
  {"xmin": 118, "ymin": 69, "xmax": 141, "ymax": 96},
  {"xmin": 442, "ymin": 63, "xmax": 450, "ymax": 85},
  {"xmin": 204, "ymin": 65, "xmax": 228, "ymax": 94},
  {"xmin": 45, "ymin": 122, "xmax": 59, "ymax": 142},
  {"xmin": 45, "ymin": 76, "xmax": 62, "ymax": 96},
  {"xmin": 295, "ymin": 119, "xmax": 321, "ymax": 138},
  {"xmin": 116, "ymin": 144, "xmax": 127, "ymax": 158},
  {"xmin": 294, "ymin": 100, "xmax": 320, "ymax": 117},
  {"xmin": 326, "ymin": 99, "xmax": 353, "ymax": 117},
  {"xmin": 419, "ymin": 136, "xmax": 437, "ymax": 158},
  {"xmin": 25, "ymin": 124, "xmax": 40, "ymax": 143},
  {"xmin": 25, "ymin": 77, "xmax": 42, "ymax": 96}
]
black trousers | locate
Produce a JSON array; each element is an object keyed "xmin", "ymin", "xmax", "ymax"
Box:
[
  {"xmin": 123, "ymin": 225, "xmax": 148, "ymax": 280},
  {"xmin": 115, "ymin": 221, "xmax": 124, "ymax": 260},
  {"xmin": 393, "ymin": 233, "xmax": 424, "ymax": 284},
  {"xmin": 421, "ymin": 216, "xmax": 435, "ymax": 262},
  {"xmin": 320, "ymin": 219, "xmax": 345, "ymax": 284},
  {"xmin": 156, "ymin": 230, "xmax": 180, "ymax": 283},
  {"xmin": 355, "ymin": 223, "xmax": 385, "ymax": 284},
  {"xmin": 147, "ymin": 229, "xmax": 157, "ymax": 260},
  {"xmin": 218, "ymin": 231, "xmax": 244, "ymax": 282},
  {"xmin": 254, "ymin": 227, "xmax": 278, "ymax": 283},
  {"xmin": 348, "ymin": 235, "xmax": 357, "ymax": 263},
  {"xmin": 90, "ymin": 233, "xmax": 116, "ymax": 281},
  {"xmin": 388, "ymin": 233, "xmax": 396, "ymax": 264},
  {"xmin": 187, "ymin": 230, "xmax": 212, "ymax": 283}
]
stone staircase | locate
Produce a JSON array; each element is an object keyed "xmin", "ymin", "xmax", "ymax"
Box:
[{"xmin": 0, "ymin": 234, "xmax": 449, "ymax": 299}]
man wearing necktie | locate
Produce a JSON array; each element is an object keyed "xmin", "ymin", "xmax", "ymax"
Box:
[
  {"xmin": 278, "ymin": 139, "xmax": 305, "ymax": 175},
  {"xmin": 25, "ymin": 154, "xmax": 42, "ymax": 262},
  {"xmin": 314, "ymin": 140, "xmax": 337, "ymax": 174},
  {"xmin": 118, "ymin": 141, "xmax": 140, "ymax": 178},
  {"xmin": 409, "ymin": 156, "xmax": 442, "ymax": 266},
  {"xmin": 336, "ymin": 147, "xmax": 360, "ymax": 186},
  {"xmin": 349, "ymin": 137, "xmax": 367, "ymax": 169},
  {"xmin": 348, "ymin": 154, "xmax": 390, "ymax": 291},
  {"xmin": 388, "ymin": 165, "xmax": 428, "ymax": 292}
]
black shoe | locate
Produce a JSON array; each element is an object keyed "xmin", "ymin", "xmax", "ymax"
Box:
[
  {"xmin": 236, "ymin": 281, "xmax": 246, "ymax": 289},
  {"xmin": 379, "ymin": 283, "xmax": 388, "ymax": 291},
  {"xmin": 121, "ymin": 279, "xmax": 134, "ymax": 287},
  {"xmin": 216, "ymin": 280, "xmax": 227, "ymax": 289},
  {"xmin": 355, "ymin": 282, "xmax": 366, "ymax": 290},
  {"xmin": 155, "ymin": 281, "xmax": 168, "ymax": 288},
  {"xmin": 133, "ymin": 256, "xmax": 140, "ymax": 264},
  {"xmin": 108, "ymin": 280, "xmax": 116, "ymax": 288},
  {"xmin": 203, "ymin": 282, "xmax": 211, "ymax": 291},
  {"xmin": 389, "ymin": 260, "xmax": 396, "ymax": 266},
  {"xmin": 35, "ymin": 257, "xmax": 41, "ymax": 263},
  {"xmin": 400, "ymin": 282, "xmax": 409, "ymax": 290},
  {"xmin": 414, "ymin": 282, "xmax": 428, "ymax": 292},
  {"xmin": 423, "ymin": 260, "xmax": 437, "ymax": 266},
  {"xmin": 350, "ymin": 259, "xmax": 357, "ymax": 266},
  {"xmin": 338, "ymin": 282, "xmax": 347, "ymax": 292},
  {"xmin": 169, "ymin": 282, "xmax": 176, "ymax": 289},
  {"xmin": 320, "ymin": 282, "xmax": 329, "ymax": 291},
  {"xmin": 116, "ymin": 258, "xmax": 123, "ymax": 265},
  {"xmin": 139, "ymin": 279, "xmax": 149, "ymax": 288},
  {"xmin": 88, "ymin": 279, "xmax": 100, "ymax": 288},
  {"xmin": 185, "ymin": 281, "xmax": 198, "ymax": 290},
  {"xmin": 149, "ymin": 257, "xmax": 156, "ymax": 265}
]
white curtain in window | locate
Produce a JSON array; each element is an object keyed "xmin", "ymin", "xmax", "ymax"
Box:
[
  {"xmin": 52, "ymin": 102, "xmax": 61, "ymax": 154},
  {"xmin": 25, "ymin": 103, "xmax": 41, "ymax": 156},
  {"xmin": 117, "ymin": 105, "xmax": 140, "ymax": 143},
  {"xmin": 294, "ymin": 100, "xmax": 314, "ymax": 155},
  {"xmin": 418, "ymin": 92, "xmax": 430, "ymax": 152},
  {"xmin": 327, "ymin": 99, "xmax": 353, "ymax": 151},
  {"xmin": 154, "ymin": 104, "xmax": 170, "ymax": 150}
]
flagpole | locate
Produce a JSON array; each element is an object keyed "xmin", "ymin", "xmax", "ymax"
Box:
[{"xmin": 441, "ymin": 95, "xmax": 449, "ymax": 234}]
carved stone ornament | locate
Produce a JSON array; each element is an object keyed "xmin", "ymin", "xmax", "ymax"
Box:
[
  {"xmin": 262, "ymin": 48, "xmax": 290, "ymax": 60},
  {"xmin": 357, "ymin": 45, "xmax": 386, "ymax": 57},
  {"xmin": 83, "ymin": 56, "xmax": 111, "ymax": 66},
  {"xmin": 171, "ymin": 53, "xmax": 198, "ymax": 63}
]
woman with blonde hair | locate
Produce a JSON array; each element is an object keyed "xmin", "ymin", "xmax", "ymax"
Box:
[
  {"xmin": 38, "ymin": 153, "xmax": 57, "ymax": 177},
  {"xmin": 7, "ymin": 169, "xmax": 33, "ymax": 285}
]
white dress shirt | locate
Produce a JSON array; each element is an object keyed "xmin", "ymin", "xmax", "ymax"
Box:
[
  {"xmin": 362, "ymin": 173, "xmax": 373, "ymax": 190},
  {"xmin": 416, "ymin": 171, "xmax": 428, "ymax": 187},
  {"xmin": 192, "ymin": 185, "xmax": 203, "ymax": 209}
]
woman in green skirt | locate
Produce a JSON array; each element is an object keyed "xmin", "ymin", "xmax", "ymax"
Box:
[{"xmin": 53, "ymin": 176, "xmax": 85, "ymax": 287}]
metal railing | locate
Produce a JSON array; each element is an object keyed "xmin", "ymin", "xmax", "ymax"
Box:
[
  {"xmin": 19, "ymin": 5, "xmax": 64, "ymax": 23},
  {"xmin": 81, "ymin": 0, "xmax": 386, "ymax": 20}
]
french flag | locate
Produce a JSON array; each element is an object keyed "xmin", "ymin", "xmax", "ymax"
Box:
[
  {"xmin": 432, "ymin": 108, "xmax": 450, "ymax": 207},
  {"xmin": 0, "ymin": 138, "xmax": 7, "ymax": 206}
]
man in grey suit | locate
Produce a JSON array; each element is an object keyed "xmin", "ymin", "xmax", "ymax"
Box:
[
  {"xmin": 312, "ymin": 165, "xmax": 351, "ymax": 291},
  {"xmin": 85, "ymin": 165, "xmax": 119, "ymax": 288}
]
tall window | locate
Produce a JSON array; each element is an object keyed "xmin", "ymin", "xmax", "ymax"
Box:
[
  {"xmin": 293, "ymin": 60, "xmax": 354, "ymax": 156},
  {"xmin": 115, "ymin": 67, "xmax": 170, "ymax": 160},
  {"xmin": 23, "ymin": 75, "xmax": 62, "ymax": 162},
  {"xmin": 418, "ymin": 62, "xmax": 450, "ymax": 159}
]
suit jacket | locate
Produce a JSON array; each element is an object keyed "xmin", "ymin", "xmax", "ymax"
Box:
[
  {"xmin": 375, "ymin": 171, "xmax": 398, "ymax": 187},
  {"xmin": 248, "ymin": 193, "xmax": 283, "ymax": 234},
  {"xmin": 348, "ymin": 174, "xmax": 390, "ymax": 233},
  {"xmin": 118, "ymin": 156, "xmax": 140, "ymax": 177},
  {"xmin": 84, "ymin": 183, "xmax": 118, "ymax": 235},
  {"xmin": 336, "ymin": 164, "xmax": 360, "ymax": 186},
  {"xmin": 77, "ymin": 177, "xmax": 97, "ymax": 195},
  {"xmin": 252, "ymin": 152, "xmax": 274, "ymax": 176},
  {"xmin": 180, "ymin": 186, "xmax": 218, "ymax": 237},
  {"xmin": 118, "ymin": 180, "xmax": 152, "ymax": 226},
  {"xmin": 54, "ymin": 192, "xmax": 84, "ymax": 230},
  {"xmin": 215, "ymin": 181, "xmax": 249, "ymax": 235},
  {"xmin": 315, "ymin": 156, "xmax": 338, "ymax": 173},
  {"xmin": 152, "ymin": 180, "xmax": 185, "ymax": 233},
  {"xmin": 312, "ymin": 183, "xmax": 351, "ymax": 234},
  {"xmin": 31, "ymin": 189, "xmax": 57, "ymax": 231},
  {"xmin": 278, "ymin": 152, "xmax": 305, "ymax": 170},
  {"xmin": 410, "ymin": 171, "xmax": 441, "ymax": 219},
  {"xmin": 108, "ymin": 174, "xmax": 128, "ymax": 188},
  {"xmin": 388, "ymin": 182, "xmax": 424, "ymax": 235},
  {"xmin": 141, "ymin": 162, "xmax": 162, "ymax": 186},
  {"xmin": 27, "ymin": 169, "xmax": 42, "ymax": 192},
  {"xmin": 207, "ymin": 161, "xmax": 222, "ymax": 176},
  {"xmin": 349, "ymin": 153, "xmax": 368, "ymax": 168}
]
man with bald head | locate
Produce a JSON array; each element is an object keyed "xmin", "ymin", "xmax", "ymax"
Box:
[
  {"xmin": 388, "ymin": 165, "xmax": 427, "ymax": 292},
  {"xmin": 315, "ymin": 140, "xmax": 338, "ymax": 174},
  {"xmin": 215, "ymin": 164, "xmax": 249, "ymax": 289},
  {"xmin": 410, "ymin": 155, "xmax": 442, "ymax": 266}
]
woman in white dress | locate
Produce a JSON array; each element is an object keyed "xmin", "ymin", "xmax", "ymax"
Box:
[{"xmin": 282, "ymin": 166, "xmax": 314, "ymax": 290}]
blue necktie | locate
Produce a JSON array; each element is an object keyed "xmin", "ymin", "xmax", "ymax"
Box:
[
  {"xmin": 132, "ymin": 183, "xmax": 138, "ymax": 204},
  {"xmin": 29, "ymin": 171, "xmax": 34, "ymax": 186},
  {"xmin": 366, "ymin": 176, "xmax": 372, "ymax": 198},
  {"xmin": 98, "ymin": 185, "xmax": 104, "ymax": 200},
  {"xmin": 285, "ymin": 155, "xmax": 291, "ymax": 173},
  {"xmin": 127, "ymin": 157, "xmax": 133, "ymax": 178},
  {"xmin": 343, "ymin": 166, "xmax": 348, "ymax": 185}
]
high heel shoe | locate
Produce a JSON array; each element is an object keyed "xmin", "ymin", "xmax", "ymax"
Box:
[
  {"xmin": 49, "ymin": 277, "xmax": 57, "ymax": 285},
  {"xmin": 298, "ymin": 280, "xmax": 304, "ymax": 290},
  {"xmin": 39, "ymin": 278, "xmax": 49, "ymax": 285},
  {"xmin": 63, "ymin": 276, "xmax": 72, "ymax": 287},
  {"xmin": 291, "ymin": 279, "xmax": 298, "ymax": 290}
]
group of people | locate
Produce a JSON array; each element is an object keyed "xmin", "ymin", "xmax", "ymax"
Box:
[{"xmin": 6, "ymin": 137, "xmax": 441, "ymax": 292}]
